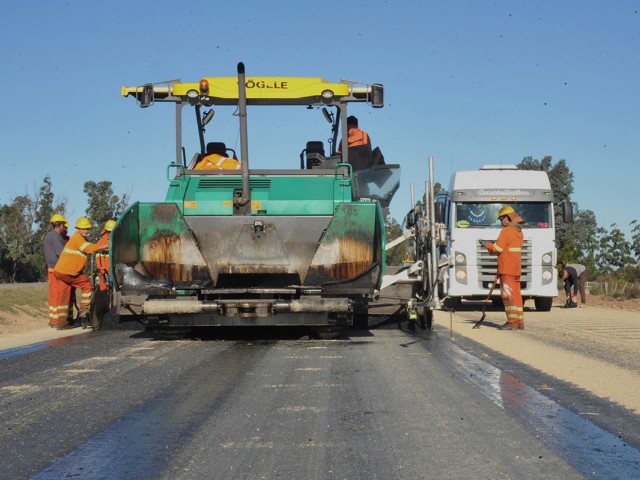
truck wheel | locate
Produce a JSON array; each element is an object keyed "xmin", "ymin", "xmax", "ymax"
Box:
[
  {"xmin": 88, "ymin": 289, "xmax": 110, "ymax": 329},
  {"xmin": 534, "ymin": 297, "xmax": 553, "ymax": 312},
  {"xmin": 100, "ymin": 309, "xmax": 144, "ymax": 331},
  {"xmin": 351, "ymin": 302, "xmax": 370, "ymax": 330},
  {"xmin": 353, "ymin": 313, "xmax": 369, "ymax": 330}
]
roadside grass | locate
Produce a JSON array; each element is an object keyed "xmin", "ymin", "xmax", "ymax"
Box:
[
  {"xmin": 0, "ymin": 283, "xmax": 48, "ymax": 316},
  {"xmin": 590, "ymin": 281, "xmax": 640, "ymax": 300}
]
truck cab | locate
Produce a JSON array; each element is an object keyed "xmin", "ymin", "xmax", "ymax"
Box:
[{"xmin": 441, "ymin": 165, "xmax": 558, "ymax": 311}]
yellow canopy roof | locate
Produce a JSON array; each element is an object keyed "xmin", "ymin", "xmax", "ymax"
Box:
[{"xmin": 122, "ymin": 76, "xmax": 356, "ymax": 106}]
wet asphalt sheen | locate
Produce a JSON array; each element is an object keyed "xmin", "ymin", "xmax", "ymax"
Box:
[{"xmin": 0, "ymin": 327, "xmax": 638, "ymax": 479}]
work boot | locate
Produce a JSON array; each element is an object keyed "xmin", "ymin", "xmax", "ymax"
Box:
[
  {"xmin": 568, "ymin": 302, "xmax": 578, "ymax": 308},
  {"xmin": 497, "ymin": 322, "xmax": 520, "ymax": 330}
]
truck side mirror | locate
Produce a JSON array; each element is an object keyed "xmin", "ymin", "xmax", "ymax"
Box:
[
  {"xmin": 202, "ymin": 109, "xmax": 215, "ymax": 126},
  {"xmin": 139, "ymin": 84, "xmax": 154, "ymax": 108},
  {"xmin": 561, "ymin": 201, "xmax": 573, "ymax": 223},
  {"xmin": 370, "ymin": 84, "xmax": 384, "ymax": 108},
  {"xmin": 435, "ymin": 202, "xmax": 445, "ymax": 223}
]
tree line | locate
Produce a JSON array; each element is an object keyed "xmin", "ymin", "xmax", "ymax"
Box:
[
  {"xmin": 385, "ymin": 156, "xmax": 640, "ymax": 285},
  {"xmin": 0, "ymin": 176, "xmax": 128, "ymax": 283}
]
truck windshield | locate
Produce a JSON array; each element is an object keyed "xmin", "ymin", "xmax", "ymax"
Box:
[{"xmin": 454, "ymin": 202, "xmax": 552, "ymax": 228}]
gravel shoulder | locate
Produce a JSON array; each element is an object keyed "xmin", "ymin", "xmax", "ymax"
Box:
[
  {"xmin": 438, "ymin": 297, "xmax": 640, "ymax": 414},
  {"xmin": 0, "ymin": 288, "xmax": 80, "ymax": 349}
]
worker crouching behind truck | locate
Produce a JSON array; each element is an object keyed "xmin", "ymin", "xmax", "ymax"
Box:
[
  {"xmin": 53, "ymin": 217, "xmax": 108, "ymax": 329},
  {"xmin": 485, "ymin": 206, "xmax": 525, "ymax": 330}
]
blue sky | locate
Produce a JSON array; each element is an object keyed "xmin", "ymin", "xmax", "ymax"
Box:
[{"xmin": 1, "ymin": 1, "xmax": 638, "ymax": 238}]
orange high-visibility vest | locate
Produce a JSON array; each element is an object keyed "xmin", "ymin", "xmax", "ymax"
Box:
[
  {"xmin": 95, "ymin": 232, "xmax": 110, "ymax": 272},
  {"xmin": 486, "ymin": 225, "xmax": 523, "ymax": 276},
  {"xmin": 194, "ymin": 153, "xmax": 242, "ymax": 170},
  {"xmin": 347, "ymin": 128, "xmax": 370, "ymax": 147},
  {"xmin": 54, "ymin": 231, "xmax": 102, "ymax": 276}
]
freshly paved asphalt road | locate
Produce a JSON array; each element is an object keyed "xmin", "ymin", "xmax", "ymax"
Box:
[{"xmin": 1, "ymin": 324, "xmax": 637, "ymax": 479}]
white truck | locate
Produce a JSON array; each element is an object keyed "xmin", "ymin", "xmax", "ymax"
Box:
[{"xmin": 439, "ymin": 164, "xmax": 561, "ymax": 311}]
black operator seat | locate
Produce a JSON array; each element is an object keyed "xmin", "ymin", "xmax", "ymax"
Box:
[
  {"xmin": 305, "ymin": 141, "xmax": 326, "ymax": 169},
  {"xmin": 206, "ymin": 142, "xmax": 228, "ymax": 156},
  {"xmin": 206, "ymin": 141, "xmax": 237, "ymax": 160}
]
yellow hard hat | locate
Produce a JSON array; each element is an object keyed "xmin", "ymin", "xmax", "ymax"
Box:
[
  {"xmin": 50, "ymin": 213, "xmax": 68, "ymax": 225},
  {"xmin": 498, "ymin": 206, "xmax": 515, "ymax": 219},
  {"xmin": 104, "ymin": 219, "xmax": 116, "ymax": 232},
  {"xmin": 75, "ymin": 216, "xmax": 93, "ymax": 229}
]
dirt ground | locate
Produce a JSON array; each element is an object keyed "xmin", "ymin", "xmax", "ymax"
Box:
[
  {"xmin": 0, "ymin": 300, "xmax": 81, "ymax": 349},
  {"xmin": 0, "ymin": 307, "xmax": 49, "ymax": 335},
  {"xmin": 574, "ymin": 294, "xmax": 640, "ymax": 311}
]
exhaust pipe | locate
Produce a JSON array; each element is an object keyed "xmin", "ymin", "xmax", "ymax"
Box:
[{"xmin": 235, "ymin": 62, "xmax": 251, "ymax": 210}]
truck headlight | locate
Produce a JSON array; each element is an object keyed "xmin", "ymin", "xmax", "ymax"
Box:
[
  {"xmin": 542, "ymin": 267, "xmax": 554, "ymax": 284},
  {"xmin": 455, "ymin": 268, "xmax": 467, "ymax": 283},
  {"xmin": 455, "ymin": 252, "xmax": 466, "ymax": 265},
  {"xmin": 542, "ymin": 252, "xmax": 552, "ymax": 265}
]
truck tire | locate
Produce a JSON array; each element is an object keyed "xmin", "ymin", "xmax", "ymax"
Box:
[
  {"xmin": 100, "ymin": 309, "xmax": 144, "ymax": 331},
  {"xmin": 534, "ymin": 297, "xmax": 553, "ymax": 312},
  {"xmin": 353, "ymin": 312, "xmax": 369, "ymax": 330},
  {"xmin": 88, "ymin": 288, "xmax": 110, "ymax": 329},
  {"xmin": 351, "ymin": 302, "xmax": 370, "ymax": 330}
]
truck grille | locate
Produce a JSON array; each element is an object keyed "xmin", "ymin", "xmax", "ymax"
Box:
[{"xmin": 476, "ymin": 239, "xmax": 531, "ymax": 288}]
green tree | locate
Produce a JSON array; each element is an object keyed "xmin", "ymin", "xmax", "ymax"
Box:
[
  {"xmin": 385, "ymin": 216, "xmax": 407, "ymax": 265},
  {"xmin": 518, "ymin": 156, "xmax": 574, "ymax": 202},
  {"xmin": 597, "ymin": 224, "xmax": 634, "ymax": 278},
  {"xmin": 518, "ymin": 156, "xmax": 577, "ymax": 259},
  {"xmin": 631, "ymin": 220, "xmax": 640, "ymax": 261},
  {"xmin": 0, "ymin": 195, "xmax": 37, "ymax": 282},
  {"xmin": 558, "ymin": 208, "xmax": 599, "ymax": 277},
  {"xmin": 83, "ymin": 181, "xmax": 129, "ymax": 241}
]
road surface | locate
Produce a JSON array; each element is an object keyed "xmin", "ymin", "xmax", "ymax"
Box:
[{"xmin": 0, "ymin": 305, "xmax": 639, "ymax": 479}]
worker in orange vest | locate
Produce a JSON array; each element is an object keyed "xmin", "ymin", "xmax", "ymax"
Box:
[
  {"xmin": 338, "ymin": 115, "xmax": 372, "ymax": 151},
  {"xmin": 53, "ymin": 217, "xmax": 108, "ymax": 329},
  {"xmin": 44, "ymin": 213, "xmax": 68, "ymax": 328},
  {"xmin": 485, "ymin": 206, "xmax": 525, "ymax": 330},
  {"xmin": 194, "ymin": 153, "xmax": 242, "ymax": 170},
  {"xmin": 337, "ymin": 115, "xmax": 374, "ymax": 171},
  {"xmin": 95, "ymin": 219, "xmax": 115, "ymax": 291}
]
